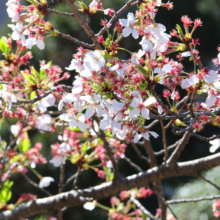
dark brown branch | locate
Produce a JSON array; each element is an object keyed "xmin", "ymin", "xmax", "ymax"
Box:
[
  {"xmin": 167, "ymin": 131, "xmax": 191, "ymax": 165},
  {"xmin": 154, "ymin": 140, "xmax": 180, "ymax": 157},
  {"xmin": 142, "ymin": 140, "xmax": 167, "ymax": 220},
  {"xmin": 160, "ymin": 120, "xmax": 168, "ymax": 164},
  {"xmin": 1, "ymin": 153, "xmax": 220, "ymax": 220},
  {"xmin": 57, "ymin": 31, "xmax": 94, "ymax": 48},
  {"xmin": 63, "ymin": 171, "xmax": 83, "ymax": 188},
  {"xmin": 198, "ymin": 174, "xmax": 220, "ymax": 191},
  {"xmin": 65, "ymin": 0, "xmax": 101, "ymax": 49},
  {"xmin": 123, "ymin": 156, "xmax": 143, "ymax": 172},
  {"xmin": 131, "ymin": 142, "xmax": 149, "ymax": 164},
  {"xmin": 46, "ymin": 8, "xmax": 74, "ymax": 17}
]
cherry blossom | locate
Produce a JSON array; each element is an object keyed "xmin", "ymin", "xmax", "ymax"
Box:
[
  {"xmin": 129, "ymin": 92, "xmax": 156, "ymax": 120},
  {"xmin": 119, "ymin": 13, "xmax": 139, "ymax": 39}
]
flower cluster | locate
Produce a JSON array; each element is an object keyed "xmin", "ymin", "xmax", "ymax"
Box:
[{"xmin": 2, "ymin": 0, "xmax": 220, "ymax": 219}]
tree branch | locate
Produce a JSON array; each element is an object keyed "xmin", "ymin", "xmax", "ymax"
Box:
[
  {"xmin": 1, "ymin": 153, "xmax": 220, "ymax": 220},
  {"xmin": 46, "ymin": 8, "xmax": 74, "ymax": 17},
  {"xmin": 65, "ymin": 0, "xmax": 101, "ymax": 49},
  {"xmin": 57, "ymin": 31, "xmax": 94, "ymax": 48}
]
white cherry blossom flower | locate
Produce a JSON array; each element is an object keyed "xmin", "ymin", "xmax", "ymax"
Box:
[
  {"xmin": 8, "ymin": 23, "xmax": 25, "ymax": 45},
  {"xmin": 142, "ymin": 40, "xmax": 154, "ymax": 53},
  {"xmin": 133, "ymin": 131, "xmax": 159, "ymax": 143},
  {"xmin": 119, "ymin": 13, "xmax": 139, "ymax": 39},
  {"xmin": 80, "ymin": 51, "xmax": 105, "ymax": 78},
  {"xmin": 37, "ymin": 94, "xmax": 56, "ymax": 113},
  {"xmin": 131, "ymin": 50, "xmax": 145, "ymax": 65},
  {"xmin": 50, "ymin": 143, "xmax": 71, "ymax": 167},
  {"xmin": 65, "ymin": 59, "xmax": 83, "ymax": 73},
  {"xmin": 7, "ymin": 3, "xmax": 20, "ymax": 22},
  {"xmin": 25, "ymin": 38, "xmax": 45, "ymax": 50},
  {"xmin": 129, "ymin": 92, "xmax": 156, "ymax": 120},
  {"xmin": 39, "ymin": 177, "xmax": 54, "ymax": 188},
  {"xmin": 60, "ymin": 113, "xmax": 87, "ymax": 132},
  {"xmin": 141, "ymin": 23, "xmax": 171, "ymax": 51},
  {"xmin": 181, "ymin": 75, "xmax": 199, "ymax": 89},
  {"xmin": 36, "ymin": 114, "xmax": 52, "ymax": 132},
  {"xmin": 203, "ymin": 70, "xmax": 218, "ymax": 84}
]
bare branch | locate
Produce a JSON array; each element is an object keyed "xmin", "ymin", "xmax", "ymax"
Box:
[
  {"xmin": 130, "ymin": 197, "xmax": 158, "ymax": 220},
  {"xmin": 167, "ymin": 131, "xmax": 191, "ymax": 165},
  {"xmin": 154, "ymin": 139, "xmax": 180, "ymax": 157},
  {"xmin": 167, "ymin": 195, "xmax": 220, "ymax": 204},
  {"xmin": 123, "ymin": 156, "xmax": 143, "ymax": 172},
  {"xmin": 1, "ymin": 153, "xmax": 220, "ymax": 220},
  {"xmin": 57, "ymin": 31, "xmax": 94, "ymax": 48},
  {"xmin": 65, "ymin": 0, "xmax": 101, "ymax": 49},
  {"xmin": 198, "ymin": 174, "xmax": 220, "ymax": 191},
  {"xmin": 131, "ymin": 142, "xmax": 149, "ymax": 164},
  {"xmin": 46, "ymin": 8, "xmax": 74, "ymax": 17}
]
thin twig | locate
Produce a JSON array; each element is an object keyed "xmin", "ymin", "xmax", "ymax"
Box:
[
  {"xmin": 47, "ymin": 8, "xmax": 74, "ymax": 17},
  {"xmin": 63, "ymin": 171, "xmax": 82, "ymax": 188},
  {"xmin": 23, "ymin": 174, "xmax": 52, "ymax": 196},
  {"xmin": 167, "ymin": 195, "xmax": 220, "ymax": 204},
  {"xmin": 123, "ymin": 156, "xmax": 142, "ymax": 172},
  {"xmin": 198, "ymin": 174, "xmax": 220, "ymax": 191},
  {"xmin": 130, "ymin": 197, "xmax": 158, "ymax": 220},
  {"xmin": 73, "ymin": 166, "xmax": 81, "ymax": 189},
  {"xmin": 160, "ymin": 120, "xmax": 168, "ymax": 165},
  {"xmin": 131, "ymin": 142, "xmax": 149, "ymax": 164},
  {"xmin": 65, "ymin": 0, "xmax": 101, "ymax": 49},
  {"xmin": 154, "ymin": 140, "xmax": 180, "ymax": 157},
  {"xmin": 57, "ymin": 31, "xmax": 94, "ymax": 48}
]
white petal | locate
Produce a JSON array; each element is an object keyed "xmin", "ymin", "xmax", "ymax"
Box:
[
  {"xmin": 77, "ymin": 121, "xmax": 87, "ymax": 132},
  {"xmin": 143, "ymin": 132, "xmax": 150, "ymax": 140},
  {"xmin": 206, "ymin": 94, "xmax": 217, "ymax": 107},
  {"xmin": 181, "ymin": 79, "xmax": 190, "ymax": 89},
  {"xmin": 189, "ymin": 75, "xmax": 199, "ymax": 86},
  {"xmin": 181, "ymin": 51, "xmax": 191, "ymax": 57},
  {"xmin": 109, "ymin": 64, "xmax": 119, "ymax": 71},
  {"xmin": 69, "ymin": 119, "xmax": 78, "ymax": 128},
  {"xmin": 85, "ymin": 105, "xmax": 95, "ymax": 119},
  {"xmin": 141, "ymin": 108, "xmax": 150, "ymax": 120},
  {"xmin": 83, "ymin": 202, "xmax": 95, "ymax": 211},
  {"xmin": 36, "ymin": 40, "xmax": 45, "ymax": 50},
  {"xmin": 132, "ymin": 29, "xmax": 139, "ymax": 39},
  {"xmin": 122, "ymin": 27, "xmax": 132, "ymax": 37},
  {"xmin": 119, "ymin": 18, "xmax": 127, "ymax": 27},
  {"xmin": 133, "ymin": 133, "xmax": 142, "ymax": 143},
  {"xmin": 129, "ymin": 108, "xmax": 140, "ymax": 119},
  {"xmin": 148, "ymin": 131, "xmax": 159, "ymax": 138},
  {"xmin": 144, "ymin": 97, "xmax": 156, "ymax": 106}
]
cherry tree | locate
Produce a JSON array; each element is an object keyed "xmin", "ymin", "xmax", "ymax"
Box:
[{"xmin": 1, "ymin": 0, "xmax": 220, "ymax": 219}]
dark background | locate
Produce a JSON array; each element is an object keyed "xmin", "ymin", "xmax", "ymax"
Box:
[{"xmin": 1, "ymin": 0, "xmax": 220, "ymax": 219}]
